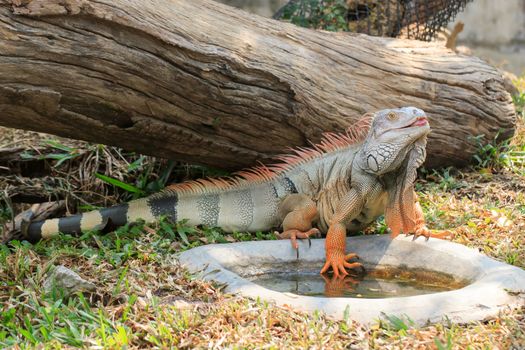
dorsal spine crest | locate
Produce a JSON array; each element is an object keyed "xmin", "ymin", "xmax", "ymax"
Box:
[{"xmin": 166, "ymin": 115, "xmax": 373, "ymax": 195}]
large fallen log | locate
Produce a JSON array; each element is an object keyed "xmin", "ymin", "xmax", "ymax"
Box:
[{"xmin": 0, "ymin": 0, "xmax": 516, "ymax": 170}]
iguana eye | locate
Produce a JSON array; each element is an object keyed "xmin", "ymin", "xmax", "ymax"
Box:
[{"xmin": 387, "ymin": 112, "xmax": 398, "ymax": 121}]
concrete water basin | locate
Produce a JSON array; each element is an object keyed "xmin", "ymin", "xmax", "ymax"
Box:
[{"xmin": 179, "ymin": 235, "xmax": 525, "ymax": 325}]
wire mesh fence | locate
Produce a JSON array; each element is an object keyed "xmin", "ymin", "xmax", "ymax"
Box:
[{"xmin": 274, "ymin": 0, "xmax": 473, "ymax": 41}]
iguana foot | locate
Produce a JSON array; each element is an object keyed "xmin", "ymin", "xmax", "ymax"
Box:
[
  {"xmin": 275, "ymin": 228, "xmax": 320, "ymax": 258},
  {"xmin": 320, "ymin": 251, "xmax": 363, "ymax": 278},
  {"xmin": 321, "ymin": 273, "xmax": 359, "ymax": 297},
  {"xmin": 407, "ymin": 226, "xmax": 453, "ymax": 241},
  {"xmin": 322, "ymin": 222, "xmax": 364, "ymax": 277}
]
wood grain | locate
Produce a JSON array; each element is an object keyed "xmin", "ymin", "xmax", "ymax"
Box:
[{"xmin": 0, "ymin": 0, "xmax": 516, "ymax": 169}]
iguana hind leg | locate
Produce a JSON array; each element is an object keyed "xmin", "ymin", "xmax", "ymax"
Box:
[{"xmin": 275, "ymin": 194, "xmax": 320, "ymax": 257}]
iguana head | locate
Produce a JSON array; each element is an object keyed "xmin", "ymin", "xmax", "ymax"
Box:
[
  {"xmin": 354, "ymin": 107, "xmax": 430, "ymax": 237},
  {"xmin": 356, "ymin": 107, "xmax": 430, "ymax": 176}
]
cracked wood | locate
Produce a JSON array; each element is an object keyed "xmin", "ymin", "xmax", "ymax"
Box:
[{"xmin": 0, "ymin": 0, "xmax": 517, "ymax": 169}]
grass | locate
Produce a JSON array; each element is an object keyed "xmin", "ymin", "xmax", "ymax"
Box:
[
  {"xmin": 0, "ymin": 78, "xmax": 524, "ymax": 349},
  {"xmin": 2, "ymin": 164, "xmax": 524, "ymax": 349}
]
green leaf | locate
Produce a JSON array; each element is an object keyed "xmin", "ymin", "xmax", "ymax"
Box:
[
  {"xmin": 158, "ymin": 160, "xmax": 176, "ymax": 187},
  {"xmin": 42, "ymin": 153, "xmax": 72, "ymax": 160},
  {"xmin": 95, "ymin": 173, "xmax": 144, "ymax": 194},
  {"xmin": 44, "ymin": 139, "xmax": 76, "ymax": 153},
  {"xmin": 66, "ymin": 320, "xmax": 81, "ymax": 339},
  {"xmin": 434, "ymin": 336, "xmax": 453, "ymax": 350},
  {"xmin": 54, "ymin": 155, "xmax": 76, "ymax": 167},
  {"xmin": 20, "ymin": 151, "xmax": 36, "ymax": 159},
  {"xmin": 127, "ymin": 156, "xmax": 145, "ymax": 171},
  {"xmin": 176, "ymin": 224, "xmax": 193, "ymax": 246},
  {"xmin": 383, "ymin": 314, "xmax": 414, "ymax": 332},
  {"xmin": 39, "ymin": 327, "xmax": 49, "ymax": 341},
  {"xmin": 343, "ymin": 305, "xmax": 351, "ymax": 322},
  {"xmin": 115, "ymin": 326, "xmax": 128, "ymax": 345},
  {"xmin": 19, "ymin": 328, "xmax": 37, "ymax": 343}
]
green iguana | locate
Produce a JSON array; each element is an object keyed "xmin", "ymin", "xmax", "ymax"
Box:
[{"xmin": 23, "ymin": 107, "xmax": 449, "ymax": 276}]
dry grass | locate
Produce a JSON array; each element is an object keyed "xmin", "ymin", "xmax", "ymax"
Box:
[
  {"xmin": 0, "ymin": 126, "xmax": 165, "ymax": 208},
  {"xmin": 1, "ymin": 149, "xmax": 523, "ymax": 350},
  {"xmin": 0, "ymin": 80, "xmax": 524, "ymax": 349}
]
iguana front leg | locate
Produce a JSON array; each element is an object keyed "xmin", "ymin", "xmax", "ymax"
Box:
[
  {"xmin": 409, "ymin": 197, "xmax": 452, "ymax": 240},
  {"xmin": 320, "ymin": 188, "xmax": 364, "ymax": 277},
  {"xmin": 386, "ymin": 190, "xmax": 452, "ymax": 240}
]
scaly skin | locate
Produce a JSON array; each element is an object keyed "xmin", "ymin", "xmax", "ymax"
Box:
[
  {"xmin": 320, "ymin": 108, "xmax": 450, "ymax": 277},
  {"xmin": 273, "ymin": 107, "xmax": 450, "ymax": 277},
  {"xmin": 274, "ymin": 194, "xmax": 320, "ymax": 256},
  {"xmin": 21, "ymin": 107, "xmax": 449, "ymax": 278}
]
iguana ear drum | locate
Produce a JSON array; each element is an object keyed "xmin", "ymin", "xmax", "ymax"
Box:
[{"xmin": 367, "ymin": 155, "xmax": 379, "ymax": 172}]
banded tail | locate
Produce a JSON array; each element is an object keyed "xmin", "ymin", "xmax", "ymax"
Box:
[
  {"xmin": 26, "ymin": 190, "xmax": 180, "ymax": 242},
  {"xmin": 24, "ymin": 114, "xmax": 373, "ymax": 242},
  {"xmin": 25, "ymin": 179, "xmax": 296, "ymax": 241}
]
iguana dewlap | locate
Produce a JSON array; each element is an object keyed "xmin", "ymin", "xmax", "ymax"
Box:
[{"xmin": 25, "ymin": 107, "xmax": 448, "ymax": 276}]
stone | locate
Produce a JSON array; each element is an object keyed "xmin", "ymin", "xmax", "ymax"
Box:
[
  {"xmin": 43, "ymin": 265, "xmax": 96, "ymax": 296},
  {"xmin": 179, "ymin": 235, "xmax": 525, "ymax": 326}
]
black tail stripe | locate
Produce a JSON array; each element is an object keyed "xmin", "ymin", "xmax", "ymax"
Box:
[
  {"xmin": 58, "ymin": 215, "xmax": 83, "ymax": 236},
  {"xmin": 100, "ymin": 204, "xmax": 129, "ymax": 227},
  {"xmin": 26, "ymin": 221, "xmax": 44, "ymax": 243},
  {"xmin": 148, "ymin": 193, "xmax": 178, "ymax": 221}
]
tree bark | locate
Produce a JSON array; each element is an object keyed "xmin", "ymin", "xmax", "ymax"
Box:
[{"xmin": 0, "ymin": 0, "xmax": 516, "ymax": 170}]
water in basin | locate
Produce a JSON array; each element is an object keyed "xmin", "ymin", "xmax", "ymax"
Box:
[{"xmin": 243, "ymin": 263, "xmax": 469, "ymax": 298}]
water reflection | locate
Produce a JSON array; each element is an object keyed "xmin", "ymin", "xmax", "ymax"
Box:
[{"xmin": 247, "ymin": 267, "xmax": 468, "ymax": 298}]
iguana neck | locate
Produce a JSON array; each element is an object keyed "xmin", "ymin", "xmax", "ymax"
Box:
[{"xmin": 350, "ymin": 163, "xmax": 381, "ymax": 199}]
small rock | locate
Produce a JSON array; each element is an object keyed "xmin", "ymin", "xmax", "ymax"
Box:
[
  {"xmin": 160, "ymin": 296, "xmax": 210, "ymax": 309},
  {"xmin": 43, "ymin": 265, "xmax": 96, "ymax": 296}
]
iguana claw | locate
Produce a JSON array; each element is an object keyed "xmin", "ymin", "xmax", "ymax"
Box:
[
  {"xmin": 275, "ymin": 228, "xmax": 320, "ymax": 259},
  {"xmin": 320, "ymin": 251, "xmax": 362, "ymax": 278},
  {"xmin": 407, "ymin": 226, "xmax": 453, "ymax": 241}
]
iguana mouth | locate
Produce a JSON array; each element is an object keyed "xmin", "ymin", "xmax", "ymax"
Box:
[
  {"xmin": 404, "ymin": 116, "xmax": 428, "ymax": 128},
  {"xmin": 383, "ymin": 116, "xmax": 428, "ymax": 135},
  {"xmin": 412, "ymin": 116, "xmax": 428, "ymax": 126}
]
